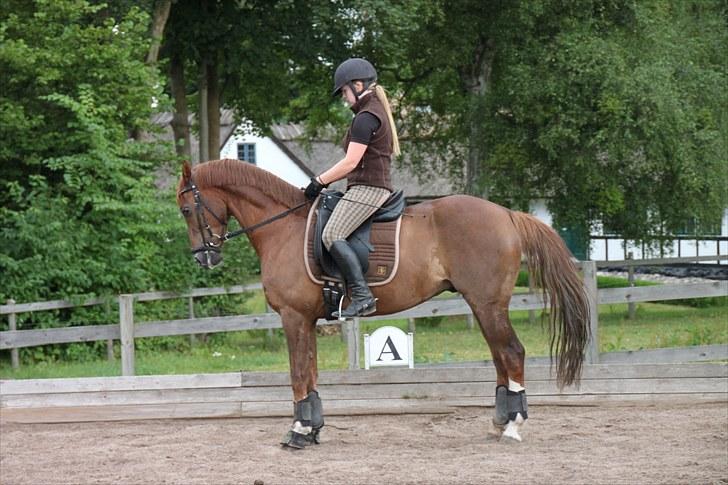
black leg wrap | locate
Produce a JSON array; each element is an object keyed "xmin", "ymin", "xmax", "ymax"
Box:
[
  {"xmin": 493, "ymin": 385, "xmax": 509, "ymax": 426},
  {"xmin": 493, "ymin": 385, "xmax": 529, "ymax": 426},
  {"xmin": 507, "ymin": 389, "xmax": 528, "ymax": 421},
  {"xmin": 293, "ymin": 390, "xmax": 324, "ymax": 430},
  {"xmin": 280, "ymin": 391, "xmax": 325, "ymax": 448}
]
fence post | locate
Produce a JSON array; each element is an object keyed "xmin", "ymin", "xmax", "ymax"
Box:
[
  {"xmin": 104, "ymin": 300, "xmax": 114, "ymax": 361},
  {"xmin": 465, "ymin": 314, "xmax": 474, "ymax": 330},
  {"xmin": 528, "ymin": 271, "xmax": 536, "ymax": 325},
  {"xmin": 408, "ymin": 317, "xmax": 417, "ymax": 334},
  {"xmin": 188, "ymin": 296, "xmax": 196, "ymax": 346},
  {"xmin": 119, "ymin": 294, "xmax": 135, "ymax": 376},
  {"xmin": 265, "ymin": 303, "xmax": 274, "ymax": 341},
  {"xmin": 7, "ymin": 299, "xmax": 19, "ymax": 369},
  {"xmin": 582, "ymin": 261, "xmax": 599, "ymax": 365},
  {"xmin": 627, "ymin": 252, "xmax": 636, "ymax": 319},
  {"xmin": 346, "ymin": 318, "xmax": 360, "ymax": 370}
]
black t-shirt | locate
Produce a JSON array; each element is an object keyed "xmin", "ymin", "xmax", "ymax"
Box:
[{"xmin": 348, "ymin": 112, "xmax": 381, "ymax": 145}]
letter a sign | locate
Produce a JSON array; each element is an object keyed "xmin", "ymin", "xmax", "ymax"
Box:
[{"xmin": 364, "ymin": 326, "xmax": 414, "ymax": 369}]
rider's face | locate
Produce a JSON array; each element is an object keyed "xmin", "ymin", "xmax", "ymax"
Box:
[{"xmin": 341, "ymin": 81, "xmax": 364, "ymax": 106}]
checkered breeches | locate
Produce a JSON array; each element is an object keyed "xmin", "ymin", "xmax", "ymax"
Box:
[{"xmin": 322, "ymin": 185, "xmax": 392, "ymax": 250}]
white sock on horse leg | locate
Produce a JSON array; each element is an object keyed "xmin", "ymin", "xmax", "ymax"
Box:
[
  {"xmin": 508, "ymin": 378, "xmax": 524, "ymax": 392},
  {"xmin": 292, "ymin": 420, "xmax": 312, "ymax": 435}
]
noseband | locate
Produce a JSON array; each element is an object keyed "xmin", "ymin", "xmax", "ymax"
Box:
[{"xmin": 179, "ymin": 177, "xmax": 310, "ymax": 256}]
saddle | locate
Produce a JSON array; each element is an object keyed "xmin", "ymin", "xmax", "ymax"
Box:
[{"xmin": 304, "ymin": 190, "xmax": 405, "ymax": 318}]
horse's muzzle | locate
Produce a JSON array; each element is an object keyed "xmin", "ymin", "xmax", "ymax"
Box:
[{"xmin": 193, "ymin": 249, "xmax": 222, "ymax": 269}]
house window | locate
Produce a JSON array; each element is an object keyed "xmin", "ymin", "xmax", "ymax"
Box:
[{"xmin": 237, "ymin": 143, "xmax": 256, "ymax": 164}]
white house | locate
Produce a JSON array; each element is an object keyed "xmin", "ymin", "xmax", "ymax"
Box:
[{"xmin": 220, "ymin": 127, "xmax": 311, "ymax": 188}]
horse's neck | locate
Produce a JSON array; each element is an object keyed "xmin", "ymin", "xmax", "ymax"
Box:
[{"xmin": 225, "ymin": 184, "xmax": 304, "ymax": 256}]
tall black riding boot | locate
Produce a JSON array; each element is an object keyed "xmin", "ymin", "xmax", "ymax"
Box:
[{"xmin": 329, "ymin": 240, "xmax": 376, "ymax": 318}]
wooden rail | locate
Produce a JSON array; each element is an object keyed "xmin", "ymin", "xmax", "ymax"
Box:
[
  {"xmin": 1, "ymin": 363, "xmax": 726, "ymax": 424},
  {"xmin": 2, "ymin": 263, "xmax": 726, "ymax": 375}
]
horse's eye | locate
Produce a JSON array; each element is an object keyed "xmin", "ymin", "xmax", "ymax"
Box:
[{"xmin": 181, "ymin": 207, "xmax": 191, "ymax": 217}]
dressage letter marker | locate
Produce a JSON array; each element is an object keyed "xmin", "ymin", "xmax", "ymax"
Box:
[{"xmin": 364, "ymin": 326, "xmax": 414, "ymax": 369}]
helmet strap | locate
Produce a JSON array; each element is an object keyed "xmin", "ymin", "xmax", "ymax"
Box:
[
  {"xmin": 348, "ymin": 79, "xmax": 375, "ymax": 98},
  {"xmin": 347, "ymin": 81, "xmax": 364, "ymax": 97}
]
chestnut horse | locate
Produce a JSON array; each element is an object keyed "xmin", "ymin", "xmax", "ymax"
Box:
[{"xmin": 177, "ymin": 159, "xmax": 589, "ymax": 446}]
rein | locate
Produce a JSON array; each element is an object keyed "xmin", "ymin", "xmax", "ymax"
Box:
[{"xmin": 221, "ymin": 200, "xmax": 309, "ymax": 241}]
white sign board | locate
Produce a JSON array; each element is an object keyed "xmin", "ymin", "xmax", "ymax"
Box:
[{"xmin": 364, "ymin": 326, "xmax": 414, "ymax": 369}]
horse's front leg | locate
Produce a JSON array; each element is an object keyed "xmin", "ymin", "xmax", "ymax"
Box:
[{"xmin": 279, "ymin": 308, "xmax": 324, "ymax": 449}]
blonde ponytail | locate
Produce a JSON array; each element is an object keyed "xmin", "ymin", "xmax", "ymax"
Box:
[{"xmin": 373, "ymin": 84, "xmax": 401, "ymax": 158}]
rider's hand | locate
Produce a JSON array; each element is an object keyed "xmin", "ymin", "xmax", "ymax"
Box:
[{"xmin": 304, "ymin": 177, "xmax": 326, "ymax": 200}]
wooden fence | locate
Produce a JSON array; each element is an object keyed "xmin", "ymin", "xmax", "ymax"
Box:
[
  {"xmin": 1, "ymin": 262, "xmax": 727, "ymax": 376},
  {"xmin": 1, "ymin": 363, "xmax": 726, "ymax": 424}
]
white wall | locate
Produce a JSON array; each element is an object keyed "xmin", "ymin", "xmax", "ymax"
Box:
[
  {"xmin": 530, "ymin": 199, "xmax": 727, "ymax": 262},
  {"xmin": 588, "ymin": 208, "xmax": 728, "ymax": 262},
  {"xmin": 220, "ymin": 130, "xmax": 310, "ymax": 187},
  {"xmin": 529, "ymin": 199, "xmax": 553, "ymax": 227}
]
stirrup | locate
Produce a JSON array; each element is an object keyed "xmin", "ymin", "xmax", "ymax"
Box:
[{"xmin": 334, "ymin": 297, "xmax": 377, "ymax": 320}]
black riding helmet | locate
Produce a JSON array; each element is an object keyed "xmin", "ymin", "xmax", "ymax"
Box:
[{"xmin": 332, "ymin": 58, "xmax": 377, "ymax": 97}]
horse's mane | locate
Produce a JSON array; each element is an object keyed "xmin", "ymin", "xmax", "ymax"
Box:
[{"xmin": 193, "ymin": 159, "xmax": 306, "ymax": 208}]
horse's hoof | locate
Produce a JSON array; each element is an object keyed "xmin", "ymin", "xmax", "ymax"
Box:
[
  {"xmin": 485, "ymin": 421, "xmax": 505, "ymax": 441},
  {"xmin": 500, "ymin": 434, "xmax": 522, "ymax": 444},
  {"xmin": 500, "ymin": 425, "xmax": 523, "ymax": 443},
  {"xmin": 280, "ymin": 429, "xmax": 320, "ymax": 449}
]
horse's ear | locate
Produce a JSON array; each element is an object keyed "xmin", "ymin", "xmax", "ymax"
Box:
[{"xmin": 182, "ymin": 161, "xmax": 192, "ymax": 181}]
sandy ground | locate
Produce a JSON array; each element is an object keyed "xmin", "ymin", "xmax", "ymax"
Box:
[{"xmin": 1, "ymin": 402, "xmax": 727, "ymax": 485}]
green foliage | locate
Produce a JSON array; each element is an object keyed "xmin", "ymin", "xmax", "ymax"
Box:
[
  {"xmin": 0, "ymin": 1, "xmax": 260, "ymax": 364},
  {"xmin": 323, "ymin": 0, "xmax": 727, "ymax": 247},
  {"xmin": 484, "ymin": 0, "xmax": 727, "ymax": 243},
  {"xmin": 595, "ymin": 275, "xmax": 658, "ymax": 289},
  {"xmin": 163, "ymin": 0, "xmax": 354, "ymax": 135},
  {"xmin": 662, "ymin": 295, "xmax": 728, "ymax": 308}
]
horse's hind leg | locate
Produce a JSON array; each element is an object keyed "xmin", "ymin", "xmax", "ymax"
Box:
[{"xmin": 468, "ymin": 301, "xmax": 528, "ymax": 442}]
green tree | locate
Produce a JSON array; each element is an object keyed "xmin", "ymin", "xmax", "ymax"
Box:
[
  {"xmin": 0, "ymin": 0, "xmax": 258, "ymax": 305},
  {"xmin": 161, "ymin": 0, "xmax": 354, "ymax": 162},
  {"xmin": 482, "ymin": 0, "xmax": 727, "ymax": 244},
  {"xmin": 337, "ymin": 0, "xmax": 727, "ymax": 249}
]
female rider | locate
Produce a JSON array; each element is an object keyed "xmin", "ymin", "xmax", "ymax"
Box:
[{"xmin": 304, "ymin": 58, "xmax": 401, "ymax": 319}]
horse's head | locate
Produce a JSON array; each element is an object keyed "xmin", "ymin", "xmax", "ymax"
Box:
[{"xmin": 177, "ymin": 161, "xmax": 228, "ymax": 269}]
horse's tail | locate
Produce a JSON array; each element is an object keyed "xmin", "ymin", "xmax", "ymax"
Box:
[{"xmin": 510, "ymin": 210, "xmax": 590, "ymax": 388}]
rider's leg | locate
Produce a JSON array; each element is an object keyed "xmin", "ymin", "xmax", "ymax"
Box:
[
  {"xmin": 329, "ymin": 240, "xmax": 376, "ymax": 317},
  {"xmin": 322, "ymin": 185, "xmax": 390, "ymax": 318}
]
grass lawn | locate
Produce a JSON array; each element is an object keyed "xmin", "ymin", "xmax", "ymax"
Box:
[{"xmin": 1, "ymin": 297, "xmax": 725, "ymax": 379}]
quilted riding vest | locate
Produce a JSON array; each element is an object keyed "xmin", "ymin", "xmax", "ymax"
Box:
[{"xmin": 342, "ymin": 92, "xmax": 394, "ymax": 191}]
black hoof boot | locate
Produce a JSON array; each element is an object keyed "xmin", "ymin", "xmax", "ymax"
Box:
[{"xmin": 329, "ymin": 241, "xmax": 376, "ymax": 319}]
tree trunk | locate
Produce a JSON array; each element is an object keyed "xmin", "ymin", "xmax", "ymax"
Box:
[
  {"xmin": 206, "ymin": 57, "xmax": 221, "ymax": 160},
  {"xmin": 146, "ymin": 0, "xmax": 172, "ymax": 65},
  {"xmin": 130, "ymin": 0, "xmax": 171, "ymax": 142},
  {"xmin": 169, "ymin": 52, "xmax": 191, "ymax": 160},
  {"xmin": 461, "ymin": 38, "xmax": 494, "ymax": 198},
  {"xmin": 198, "ymin": 62, "xmax": 209, "ymax": 164}
]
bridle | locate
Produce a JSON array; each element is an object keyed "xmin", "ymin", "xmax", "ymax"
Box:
[
  {"xmin": 178, "ymin": 177, "xmax": 309, "ymax": 257},
  {"xmin": 179, "ymin": 181, "xmax": 228, "ymax": 256}
]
